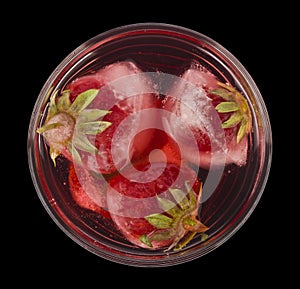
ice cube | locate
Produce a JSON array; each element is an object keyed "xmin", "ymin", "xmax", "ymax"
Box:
[
  {"xmin": 181, "ymin": 64, "xmax": 219, "ymax": 90},
  {"xmin": 88, "ymin": 61, "xmax": 158, "ymax": 173},
  {"xmin": 162, "ymin": 66, "xmax": 248, "ymax": 169},
  {"xmin": 94, "ymin": 61, "xmax": 155, "ymax": 111}
]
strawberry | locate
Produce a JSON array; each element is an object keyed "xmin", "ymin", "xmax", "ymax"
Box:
[
  {"xmin": 37, "ymin": 61, "xmax": 157, "ymax": 174},
  {"xmin": 106, "ymin": 162, "xmax": 208, "ymax": 251},
  {"xmin": 68, "ymin": 162, "xmax": 110, "ymax": 218},
  {"xmin": 162, "ymin": 64, "xmax": 252, "ymax": 169}
]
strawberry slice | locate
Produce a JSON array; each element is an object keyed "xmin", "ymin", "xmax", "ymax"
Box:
[
  {"xmin": 106, "ymin": 162, "xmax": 208, "ymax": 251},
  {"xmin": 68, "ymin": 162, "xmax": 110, "ymax": 218},
  {"xmin": 162, "ymin": 65, "xmax": 251, "ymax": 169},
  {"xmin": 37, "ymin": 61, "xmax": 158, "ymax": 174}
]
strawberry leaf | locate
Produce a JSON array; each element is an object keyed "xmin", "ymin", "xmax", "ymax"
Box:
[
  {"xmin": 169, "ymin": 188, "xmax": 189, "ymax": 210},
  {"xmin": 221, "ymin": 111, "xmax": 243, "ymax": 129},
  {"xmin": 140, "ymin": 235, "xmax": 153, "ymax": 248},
  {"xmin": 215, "ymin": 101, "xmax": 239, "ymax": 113},
  {"xmin": 77, "ymin": 121, "xmax": 112, "ymax": 135},
  {"xmin": 79, "ymin": 109, "xmax": 112, "ymax": 121},
  {"xmin": 36, "ymin": 122, "xmax": 62, "ymax": 134},
  {"xmin": 210, "ymin": 88, "xmax": 233, "ymax": 101},
  {"xmin": 68, "ymin": 89, "xmax": 99, "ymax": 115},
  {"xmin": 237, "ymin": 118, "xmax": 247, "ymax": 144},
  {"xmin": 47, "ymin": 91, "xmax": 59, "ymax": 121},
  {"xmin": 67, "ymin": 143, "xmax": 82, "ymax": 164},
  {"xmin": 182, "ymin": 217, "xmax": 197, "ymax": 227},
  {"xmin": 157, "ymin": 197, "xmax": 179, "ymax": 217},
  {"xmin": 145, "ymin": 214, "xmax": 173, "ymax": 229},
  {"xmin": 57, "ymin": 90, "xmax": 71, "ymax": 111},
  {"xmin": 72, "ymin": 133, "xmax": 98, "ymax": 154},
  {"xmin": 49, "ymin": 146, "xmax": 61, "ymax": 167}
]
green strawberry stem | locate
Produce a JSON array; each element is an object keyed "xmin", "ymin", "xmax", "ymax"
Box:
[
  {"xmin": 211, "ymin": 82, "xmax": 252, "ymax": 143},
  {"xmin": 36, "ymin": 88, "xmax": 112, "ymax": 166},
  {"xmin": 140, "ymin": 181, "xmax": 209, "ymax": 252}
]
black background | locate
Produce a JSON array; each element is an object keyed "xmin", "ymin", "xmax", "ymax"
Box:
[{"xmin": 7, "ymin": 2, "xmax": 288, "ymax": 285}]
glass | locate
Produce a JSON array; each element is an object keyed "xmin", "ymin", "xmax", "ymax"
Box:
[{"xmin": 27, "ymin": 23, "xmax": 272, "ymax": 267}]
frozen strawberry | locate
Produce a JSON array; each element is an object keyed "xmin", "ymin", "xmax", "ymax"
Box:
[
  {"xmin": 68, "ymin": 163, "xmax": 110, "ymax": 218},
  {"xmin": 37, "ymin": 61, "xmax": 158, "ymax": 174},
  {"xmin": 106, "ymin": 162, "xmax": 208, "ymax": 251},
  {"xmin": 162, "ymin": 65, "xmax": 252, "ymax": 169}
]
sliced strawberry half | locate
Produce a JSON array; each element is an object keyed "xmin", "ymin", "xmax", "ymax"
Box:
[
  {"xmin": 37, "ymin": 61, "xmax": 158, "ymax": 175},
  {"xmin": 106, "ymin": 162, "xmax": 208, "ymax": 251},
  {"xmin": 162, "ymin": 65, "xmax": 251, "ymax": 169}
]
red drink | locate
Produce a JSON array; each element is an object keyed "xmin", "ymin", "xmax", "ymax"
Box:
[{"xmin": 28, "ymin": 23, "xmax": 272, "ymax": 267}]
